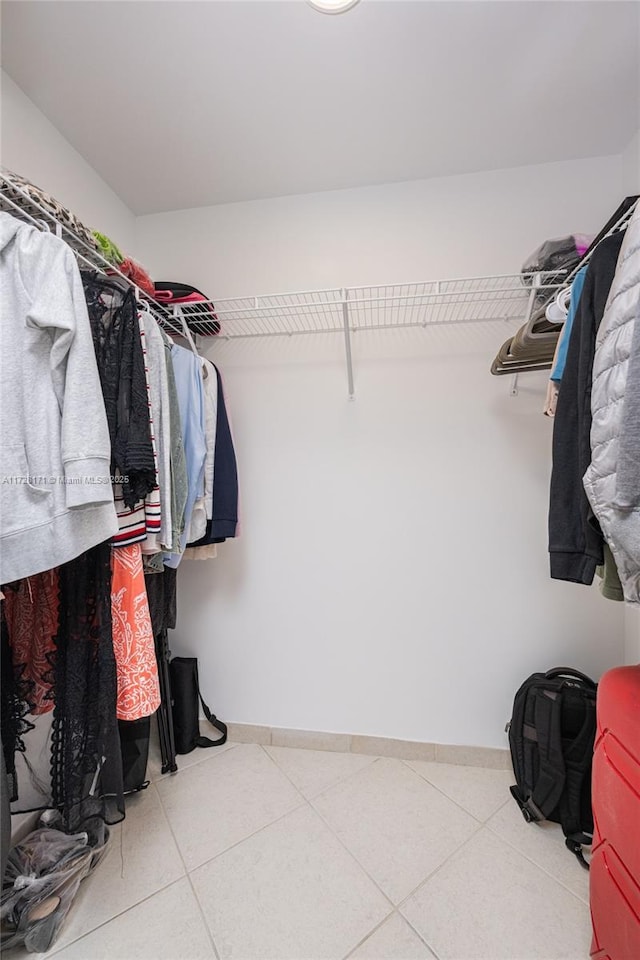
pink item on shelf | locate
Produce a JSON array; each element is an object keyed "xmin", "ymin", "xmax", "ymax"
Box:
[
  {"xmin": 153, "ymin": 282, "xmax": 219, "ymax": 335},
  {"xmin": 153, "ymin": 291, "xmax": 208, "ymax": 304},
  {"xmin": 574, "ymin": 234, "xmax": 595, "ymax": 257}
]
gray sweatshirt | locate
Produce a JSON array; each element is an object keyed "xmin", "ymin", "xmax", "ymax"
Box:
[{"xmin": 0, "ymin": 213, "xmax": 118, "ymax": 582}]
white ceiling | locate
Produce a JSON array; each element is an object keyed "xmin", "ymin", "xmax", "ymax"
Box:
[{"xmin": 2, "ymin": 1, "xmax": 639, "ymax": 215}]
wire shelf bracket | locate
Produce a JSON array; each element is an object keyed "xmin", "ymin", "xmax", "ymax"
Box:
[{"xmin": 197, "ymin": 273, "xmax": 565, "ymax": 398}]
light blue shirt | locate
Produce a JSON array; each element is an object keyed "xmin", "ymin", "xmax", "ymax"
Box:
[
  {"xmin": 164, "ymin": 344, "xmax": 206, "ymax": 568},
  {"xmin": 550, "ymin": 266, "xmax": 588, "ymax": 383}
]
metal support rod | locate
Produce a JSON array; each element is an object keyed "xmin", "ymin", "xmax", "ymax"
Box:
[
  {"xmin": 342, "ymin": 290, "xmax": 355, "ymax": 400},
  {"xmin": 510, "ymin": 374, "xmax": 519, "ymax": 397}
]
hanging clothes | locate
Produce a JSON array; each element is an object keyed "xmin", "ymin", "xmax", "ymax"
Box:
[
  {"xmin": 137, "ymin": 315, "xmax": 162, "ymax": 547},
  {"xmin": 81, "ymin": 273, "xmax": 157, "ymax": 511},
  {"xmin": 583, "ymin": 206, "xmax": 640, "ymax": 601},
  {"xmin": 548, "ymin": 231, "xmax": 624, "ymax": 585},
  {"xmin": 543, "ymin": 380, "xmax": 559, "ymax": 418},
  {"xmin": 188, "ymin": 358, "xmax": 218, "ymax": 543},
  {"xmin": 549, "ymin": 266, "xmax": 588, "ymax": 384},
  {"xmin": 111, "ymin": 494, "xmax": 148, "ymax": 548},
  {"xmin": 164, "ymin": 344, "xmax": 206, "ymax": 568},
  {"xmin": 0, "ymin": 215, "xmax": 118, "ymax": 584},
  {"xmin": 188, "ymin": 364, "xmax": 239, "ymax": 548},
  {"xmin": 184, "ymin": 544, "xmax": 218, "ymax": 560},
  {"xmin": 0, "ymin": 608, "xmax": 35, "ymax": 804},
  {"xmin": 110, "ymin": 544, "xmax": 161, "ymax": 721},
  {"xmin": 144, "ymin": 567, "xmax": 178, "ymax": 637},
  {"xmin": 51, "ymin": 540, "xmax": 124, "ymax": 831},
  {"xmin": 595, "ymin": 543, "xmax": 624, "ymax": 602},
  {"xmin": 3, "ymin": 571, "xmax": 59, "ymax": 715},
  {"xmin": 139, "ymin": 311, "xmax": 173, "ymax": 553},
  {"xmin": 161, "ymin": 331, "xmax": 189, "ymax": 555}
]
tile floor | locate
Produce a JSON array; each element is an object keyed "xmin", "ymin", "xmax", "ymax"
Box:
[{"xmin": 11, "ymin": 739, "xmax": 592, "ymax": 960}]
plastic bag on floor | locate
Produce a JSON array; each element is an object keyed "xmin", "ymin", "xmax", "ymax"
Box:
[{"xmin": 1, "ymin": 813, "xmax": 109, "ymax": 953}]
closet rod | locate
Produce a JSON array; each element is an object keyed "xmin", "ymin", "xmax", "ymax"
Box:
[
  {"xmin": 0, "ymin": 179, "xmax": 183, "ymax": 338},
  {"xmin": 0, "ymin": 191, "xmax": 117, "ymax": 277},
  {"xmin": 561, "ymin": 197, "xmax": 638, "ymax": 289}
]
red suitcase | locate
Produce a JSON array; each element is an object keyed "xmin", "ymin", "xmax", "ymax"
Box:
[{"xmin": 590, "ymin": 665, "xmax": 640, "ymax": 960}]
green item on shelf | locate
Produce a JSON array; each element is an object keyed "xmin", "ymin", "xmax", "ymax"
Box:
[{"xmin": 92, "ymin": 230, "xmax": 124, "ymax": 266}]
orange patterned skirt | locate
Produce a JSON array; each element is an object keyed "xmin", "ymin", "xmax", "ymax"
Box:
[{"xmin": 111, "ymin": 544, "xmax": 161, "ymax": 721}]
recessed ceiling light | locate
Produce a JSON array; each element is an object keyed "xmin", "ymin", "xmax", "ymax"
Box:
[{"xmin": 307, "ymin": 0, "xmax": 361, "ymax": 14}]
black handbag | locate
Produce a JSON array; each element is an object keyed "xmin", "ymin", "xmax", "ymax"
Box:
[{"xmin": 169, "ymin": 657, "xmax": 228, "ymax": 755}]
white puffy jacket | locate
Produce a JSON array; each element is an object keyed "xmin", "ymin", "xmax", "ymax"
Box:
[{"xmin": 583, "ymin": 204, "xmax": 640, "ymax": 602}]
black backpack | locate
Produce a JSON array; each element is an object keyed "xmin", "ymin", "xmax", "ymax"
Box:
[{"xmin": 507, "ymin": 667, "xmax": 597, "ymax": 869}]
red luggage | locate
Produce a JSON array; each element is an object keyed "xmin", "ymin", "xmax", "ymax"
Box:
[{"xmin": 590, "ymin": 665, "xmax": 640, "ymax": 960}]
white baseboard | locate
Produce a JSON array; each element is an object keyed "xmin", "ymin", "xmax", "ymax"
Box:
[{"xmin": 224, "ymin": 722, "xmax": 512, "ymax": 770}]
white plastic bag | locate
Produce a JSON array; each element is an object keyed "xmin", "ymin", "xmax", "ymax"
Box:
[{"xmin": 1, "ymin": 814, "xmax": 109, "ymax": 953}]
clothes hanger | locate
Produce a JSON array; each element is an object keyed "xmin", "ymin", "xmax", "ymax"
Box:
[
  {"xmin": 545, "ymin": 285, "xmax": 573, "ymax": 323},
  {"xmin": 491, "ymin": 354, "xmax": 553, "ymax": 376},
  {"xmin": 493, "ymin": 333, "xmax": 556, "ymax": 373},
  {"xmin": 174, "ymin": 306, "xmax": 201, "ymax": 359}
]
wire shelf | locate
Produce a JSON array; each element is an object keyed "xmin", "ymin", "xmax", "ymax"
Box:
[
  {"xmin": 0, "ymin": 168, "xmax": 577, "ymax": 398},
  {"xmin": 173, "ymin": 274, "xmax": 565, "ymax": 339},
  {"xmin": 0, "ymin": 173, "xmax": 182, "ymax": 337}
]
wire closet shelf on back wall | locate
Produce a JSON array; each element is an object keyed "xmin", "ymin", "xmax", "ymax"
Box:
[
  {"xmin": 0, "ymin": 173, "xmax": 564, "ymax": 398},
  {"xmin": 169, "ymin": 276, "xmax": 566, "ymax": 397}
]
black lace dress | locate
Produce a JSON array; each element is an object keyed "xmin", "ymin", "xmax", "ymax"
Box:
[
  {"xmin": 2, "ymin": 543, "xmax": 124, "ymax": 832},
  {"xmin": 81, "ymin": 274, "xmax": 156, "ymax": 508}
]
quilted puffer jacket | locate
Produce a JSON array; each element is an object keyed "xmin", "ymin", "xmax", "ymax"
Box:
[{"xmin": 583, "ymin": 205, "xmax": 640, "ymax": 602}]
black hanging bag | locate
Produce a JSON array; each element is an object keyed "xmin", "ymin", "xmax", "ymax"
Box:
[
  {"xmin": 118, "ymin": 717, "xmax": 151, "ymax": 793},
  {"xmin": 507, "ymin": 667, "xmax": 597, "ymax": 869},
  {"xmin": 169, "ymin": 657, "xmax": 227, "ymax": 755}
]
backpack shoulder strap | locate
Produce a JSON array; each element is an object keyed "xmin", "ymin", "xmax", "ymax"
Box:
[
  {"xmin": 511, "ymin": 685, "xmax": 566, "ymax": 822},
  {"xmin": 193, "ymin": 663, "xmax": 228, "ymax": 749},
  {"xmin": 557, "ymin": 692, "xmax": 597, "ymax": 870}
]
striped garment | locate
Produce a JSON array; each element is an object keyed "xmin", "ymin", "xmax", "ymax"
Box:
[
  {"xmin": 139, "ymin": 316, "xmax": 162, "ymax": 549},
  {"xmin": 112, "ymin": 314, "xmax": 161, "ymax": 549},
  {"xmin": 112, "ymin": 482, "xmax": 147, "ymax": 547}
]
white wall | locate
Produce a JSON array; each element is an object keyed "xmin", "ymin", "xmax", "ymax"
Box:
[
  {"xmin": 624, "ymin": 607, "xmax": 640, "ymax": 665},
  {"xmin": 136, "ymin": 154, "xmax": 623, "ymax": 296},
  {"xmin": 1, "ymin": 72, "xmax": 136, "ymax": 250},
  {"xmin": 621, "ymin": 128, "xmax": 640, "ymax": 196},
  {"xmin": 137, "ymin": 155, "xmax": 627, "ymax": 748}
]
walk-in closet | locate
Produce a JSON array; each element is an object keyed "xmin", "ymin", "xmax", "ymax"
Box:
[{"xmin": 1, "ymin": 2, "xmax": 639, "ymax": 958}]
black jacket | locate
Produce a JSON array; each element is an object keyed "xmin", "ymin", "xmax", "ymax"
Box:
[
  {"xmin": 548, "ymin": 232, "xmax": 624, "ymax": 584},
  {"xmin": 188, "ymin": 364, "xmax": 238, "ymax": 547}
]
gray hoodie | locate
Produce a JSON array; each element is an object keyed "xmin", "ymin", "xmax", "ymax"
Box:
[{"xmin": 0, "ymin": 213, "xmax": 118, "ymax": 582}]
